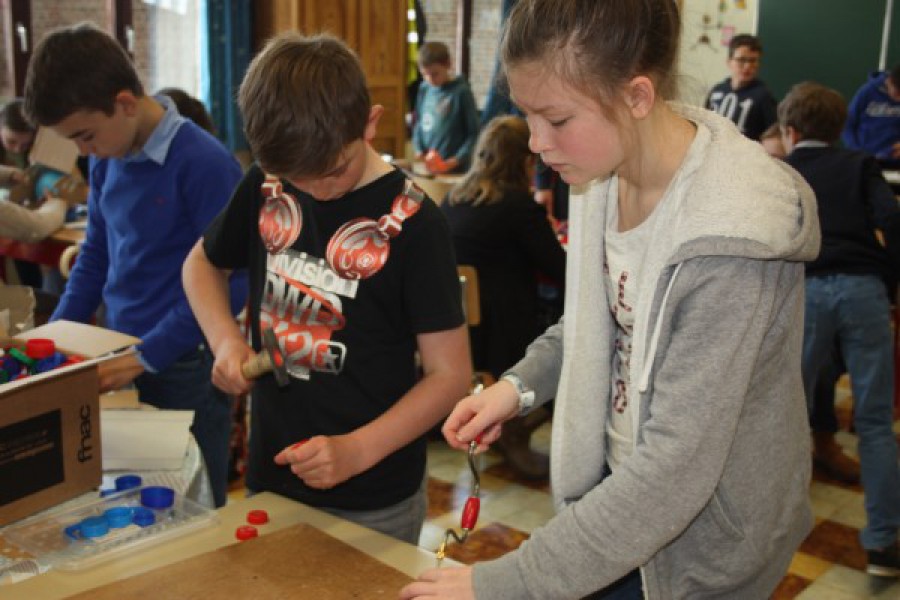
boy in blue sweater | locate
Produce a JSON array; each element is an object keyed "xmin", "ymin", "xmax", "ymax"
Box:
[
  {"xmin": 23, "ymin": 23, "xmax": 247, "ymax": 508},
  {"xmin": 412, "ymin": 41, "xmax": 479, "ymax": 174},
  {"xmin": 843, "ymin": 64, "xmax": 900, "ymax": 168},
  {"xmin": 782, "ymin": 81, "xmax": 900, "ymax": 577}
]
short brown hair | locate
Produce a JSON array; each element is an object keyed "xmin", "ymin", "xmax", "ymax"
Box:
[
  {"xmin": 418, "ymin": 41, "xmax": 451, "ymax": 68},
  {"xmin": 0, "ymin": 99, "xmax": 33, "ymax": 133},
  {"xmin": 238, "ymin": 32, "xmax": 370, "ymax": 178},
  {"xmin": 24, "ymin": 22, "xmax": 144, "ymax": 126},
  {"xmin": 778, "ymin": 81, "xmax": 847, "ymax": 143},
  {"xmin": 501, "ymin": 0, "xmax": 681, "ymax": 113},
  {"xmin": 760, "ymin": 123, "xmax": 781, "ymax": 142},
  {"xmin": 728, "ymin": 34, "xmax": 762, "ymax": 59}
]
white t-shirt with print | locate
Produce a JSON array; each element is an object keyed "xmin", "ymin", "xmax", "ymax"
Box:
[{"xmin": 604, "ymin": 185, "xmax": 662, "ymax": 472}]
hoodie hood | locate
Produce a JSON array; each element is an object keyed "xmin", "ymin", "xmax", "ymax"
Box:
[{"xmin": 662, "ymin": 103, "xmax": 820, "ymax": 263}]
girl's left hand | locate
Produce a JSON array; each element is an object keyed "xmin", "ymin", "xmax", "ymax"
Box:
[
  {"xmin": 398, "ymin": 566, "xmax": 475, "ymax": 599},
  {"xmin": 273, "ymin": 434, "xmax": 363, "ymax": 489}
]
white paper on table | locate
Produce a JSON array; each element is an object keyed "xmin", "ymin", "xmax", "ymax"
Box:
[{"xmin": 100, "ymin": 409, "xmax": 195, "ymax": 470}]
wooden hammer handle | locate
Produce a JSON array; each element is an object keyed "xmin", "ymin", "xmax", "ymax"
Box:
[{"xmin": 241, "ymin": 351, "xmax": 273, "ymax": 380}]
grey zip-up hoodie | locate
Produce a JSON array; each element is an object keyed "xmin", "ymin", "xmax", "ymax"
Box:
[{"xmin": 473, "ymin": 105, "xmax": 820, "ymax": 599}]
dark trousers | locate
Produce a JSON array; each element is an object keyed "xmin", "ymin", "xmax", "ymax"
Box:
[
  {"xmin": 135, "ymin": 345, "xmax": 233, "ymax": 507},
  {"xmin": 582, "ymin": 569, "xmax": 643, "ymax": 599}
]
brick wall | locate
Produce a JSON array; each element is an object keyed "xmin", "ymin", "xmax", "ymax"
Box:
[
  {"xmin": 419, "ymin": 0, "xmax": 503, "ymax": 110},
  {"xmin": 0, "ymin": 0, "xmax": 197, "ymax": 104}
]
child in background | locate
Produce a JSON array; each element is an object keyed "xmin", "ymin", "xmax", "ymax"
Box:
[
  {"xmin": 842, "ymin": 63, "xmax": 900, "ymax": 168},
  {"xmin": 0, "ymin": 99, "xmax": 67, "ymax": 243},
  {"xmin": 705, "ymin": 34, "xmax": 778, "ymax": 141},
  {"xmin": 24, "ymin": 23, "xmax": 247, "ymax": 508},
  {"xmin": 182, "ymin": 32, "xmax": 470, "ymax": 544},
  {"xmin": 412, "ymin": 41, "xmax": 479, "ymax": 174},
  {"xmin": 402, "ymin": 0, "xmax": 818, "ymax": 597},
  {"xmin": 782, "ymin": 81, "xmax": 900, "ymax": 577},
  {"xmin": 157, "ymin": 87, "xmax": 216, "ymax": 135},
  {"xmin": 441, "ymin": 115, "xmax": 565, "ymax": 480},
  {"xmin": 760, "ymin": 122, "xmax": 786, "ymax": 159},
  {"xmin": 0, "ymin": 99, "xmax": 32, "ymax": 183},
  {"xmin": 762, "ymin": 120, "xmax": 855, "ymax": 482},
  {"xmin": 0, "ymin": 99, "xmax": 54, "ymax": 289}
]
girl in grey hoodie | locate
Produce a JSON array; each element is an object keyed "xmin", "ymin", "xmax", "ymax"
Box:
[{"xmin": 401, "ymin": 1, "xmax": 819, "ymax": 599}]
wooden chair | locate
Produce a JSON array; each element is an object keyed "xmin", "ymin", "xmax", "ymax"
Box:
[{"xmin": 457, "ymin": 265, "xmax": 494, "ymax": 392}]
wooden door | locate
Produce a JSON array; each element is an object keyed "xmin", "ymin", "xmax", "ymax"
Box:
[{"xmin": 254, "ymin": 0, "xmax": 407, "ymax": 159}]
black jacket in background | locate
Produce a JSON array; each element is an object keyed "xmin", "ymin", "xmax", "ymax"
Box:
[
  {"xmin": 441, "ymin": 190, "xmax": 566, "ymax": 379},
  {"xmin": 786, "ymin": 145, "xmax": 900, "ymax": 294}
]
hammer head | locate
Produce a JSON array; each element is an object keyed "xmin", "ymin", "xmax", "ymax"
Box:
[{"xmin": 261, "ymin": 328, "xmax": 290, "ymax": 388}]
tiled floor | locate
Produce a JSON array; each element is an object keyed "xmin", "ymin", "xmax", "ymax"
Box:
[
  {"xmin": 226, "ymin": 381, "xmax": 900, "ymax": 598},
  {"xmin": 417, "ymin": 383, "xmax": 900, "ymax": 599}
]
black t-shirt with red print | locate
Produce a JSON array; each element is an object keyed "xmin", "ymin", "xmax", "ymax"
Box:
[{"xmin": 203, "ymin": 165, "xmax": 464, "ymax": 510}]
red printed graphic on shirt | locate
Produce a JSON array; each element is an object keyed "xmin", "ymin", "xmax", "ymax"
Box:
[
  {"xmin": 605, "ymin": 261, "xmax": 635, "ymax": 413},
  {"xmin": 261, "ymin": 251, "xmax": 359, "ymax": 380},
  {"xmin": 259, "ymin": 187, "xmax": 302, "ymax": 254}
]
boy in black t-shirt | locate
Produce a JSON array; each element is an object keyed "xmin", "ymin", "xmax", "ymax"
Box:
[
  {"xmin": 705, "ymin": 34, "xmax": 778, "ymax": 141},
  {"xmin": 182, "ymin": 32, "xmax": 471, "ymax": 544}
]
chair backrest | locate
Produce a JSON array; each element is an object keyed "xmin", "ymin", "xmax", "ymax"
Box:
[{"xmin": 457, "ymin": 265, "xmax": 481, "ymax": 327}]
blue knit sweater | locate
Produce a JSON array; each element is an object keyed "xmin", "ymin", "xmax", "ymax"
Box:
[{"xmin": 52, "ymin": 103, "xmax": 246, "ymax": 371}]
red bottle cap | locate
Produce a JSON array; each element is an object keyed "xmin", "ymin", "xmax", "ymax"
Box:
[
  {"xmin": 247, "ymin": 509, "xmax": 269, "ymax": 525},
  {"xmin": 235, "ymin": 525, "xmax": 258, "ymax": 541},
  {"xmin": 25, "ymin": 338, "xmax": 56, "ymax": 359}
]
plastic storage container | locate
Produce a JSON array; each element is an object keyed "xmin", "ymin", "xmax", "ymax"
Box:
[{"xmin": 1, "ymin": 486, "xmax": 217, "ymax": 571}]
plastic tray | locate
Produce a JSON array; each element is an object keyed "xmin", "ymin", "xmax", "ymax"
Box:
[{"xmin": 1, "ymin": 487, "xmax": 217, "ymax": 571}]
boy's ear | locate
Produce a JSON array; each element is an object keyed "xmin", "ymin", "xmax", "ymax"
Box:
[
  {"xmin": 624, "ymin": 76, "xmax": 654, "ymax": 119},
  {"xmin": 115, "ymin": 90, "xmax": 140, "ymax": 116},
  {"xmin": 363, "ymin": 105, "xmax": 385, "ymax": 143}
]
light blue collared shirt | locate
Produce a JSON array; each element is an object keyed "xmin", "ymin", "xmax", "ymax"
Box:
[{"xmin": 124, "ymin": 95, "xmax": 186, "ymax": 166}]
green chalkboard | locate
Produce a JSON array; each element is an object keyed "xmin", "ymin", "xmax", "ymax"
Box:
[{"xmin": 758, "ymin": 0, "xmax": 893, "ymax": 102}]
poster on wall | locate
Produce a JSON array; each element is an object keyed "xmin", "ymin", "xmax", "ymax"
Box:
[{"xmin": 679, "ymin": 0, "xmax": 758, "ymax": 105}]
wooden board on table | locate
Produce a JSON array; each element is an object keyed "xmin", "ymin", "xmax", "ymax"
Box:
[{"xmin": 67, "ymin": 522, "xmax": 413, "ymax": 599}]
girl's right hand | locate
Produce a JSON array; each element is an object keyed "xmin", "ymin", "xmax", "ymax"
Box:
[
  {"xmin": 441, "ymin": 379, "xmax": 520, "ymax": 451},
  {"xmin": 210, "ymin": 336, "xmax": 255, "ymax": 396}
]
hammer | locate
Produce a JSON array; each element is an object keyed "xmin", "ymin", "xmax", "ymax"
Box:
[{"xmin": 241, "ymin": 328, "xmax": 289, "ymax": 387}]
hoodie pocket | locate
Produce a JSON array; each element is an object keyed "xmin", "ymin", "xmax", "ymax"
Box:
[{"xmin": 709, "ymin": 486, "xmax": 745, "ymax": 541}]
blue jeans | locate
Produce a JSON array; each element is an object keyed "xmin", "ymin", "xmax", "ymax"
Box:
[
  {"xmin": 135, "ymin": 345, "xmax": 233, "ymax": 508},
  {"xmin": 802, "ymin": 274, "xmax": 900, "ymax": 549}
]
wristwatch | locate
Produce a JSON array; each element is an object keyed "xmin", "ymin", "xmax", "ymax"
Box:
[{"xmin": 502, "ymin": 373, "xmax": 535, "ymax": 416}]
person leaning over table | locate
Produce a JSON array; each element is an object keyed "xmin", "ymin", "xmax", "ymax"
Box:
[{"xmin": 23, "ymin": 22, "xmax": 247, "ymax": 508}]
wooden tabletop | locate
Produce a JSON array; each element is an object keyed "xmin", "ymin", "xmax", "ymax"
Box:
[{"xmin": 3, "ymin": 492, "xmax": 449, "ymax": 599}]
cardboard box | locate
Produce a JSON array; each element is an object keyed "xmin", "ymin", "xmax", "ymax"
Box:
[{"xmin": 0, "ymin": 320, "xmax": 140, "ymax": 527}]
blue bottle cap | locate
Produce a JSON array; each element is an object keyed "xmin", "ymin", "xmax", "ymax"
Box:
[
  {"xmin": 115, "ymin": 474, "xmax": 142, "ymax": 491},
  {"xmin": 132, "ymin": 507, "xmax": 156, "ymax": 527},
  {"xmin": 64, "ymin": 524, "xmax": 82, "ymax": 540},
  {"xmin": 80, "ymin": 516, "xmax": 109, "ymax": 538},
  {"xmin": 104, "ymin": 506, "xmax": 134, "ymax": 528},
  {"xmin": 140, "ymin": 486, "xmax": 175, "ymax": 509}
]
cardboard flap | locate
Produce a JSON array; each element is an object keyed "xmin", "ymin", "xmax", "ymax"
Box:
[
  {"xmin": 29, "ymin": 127, "xmax": 79, "ymax": 174},
  {"xmin": 0, "ymin": 284, "xmax": 36, "ymax": 334},
  {"xmin": 15, "ymin": 320, "xmax": 140, "ymax": 358}
]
